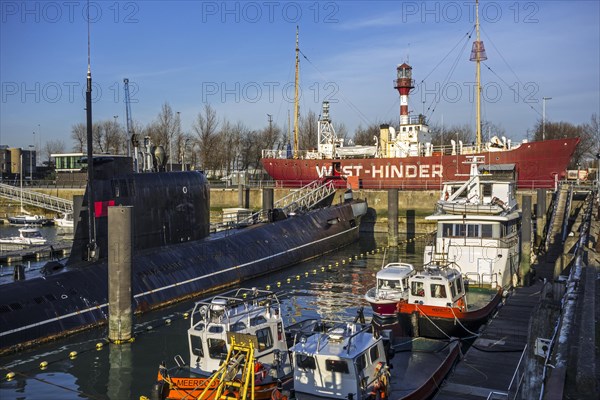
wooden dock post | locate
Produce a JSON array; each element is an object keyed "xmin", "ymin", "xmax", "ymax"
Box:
[
  {"xmin": 108, "ymin": 206, "xmax": 133, "ymax": 343},
  {"xmin": 388, "ymin": 189, "xmax": 399, "ymax": 247},
  {"xmin": 521, "ymin": 195, "xmax": 532, "ymax": 284},
  {"xmin": 262, "ymin": 188, "xmax": 274, "ymax": 214}
]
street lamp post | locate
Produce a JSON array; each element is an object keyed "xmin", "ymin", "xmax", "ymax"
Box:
[
  {"xmin": 542, "ymin": 97, "xmax": 552, "ymax": 140},
  {"xmin": 28, "ymin": 145, "xmax": 34, "ymax": 181}
]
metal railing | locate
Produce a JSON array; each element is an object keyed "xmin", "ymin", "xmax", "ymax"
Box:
[{"xmin": 0, "ymin": 183, "xmax": 73, "ymax": 214}]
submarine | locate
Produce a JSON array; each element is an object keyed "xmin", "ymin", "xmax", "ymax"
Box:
[
  {"xmin": 0, "ymin": 151, "xmax": 366, "ymax": 353},
  {"xmin": 0, "ymin": 27, "xmax": 366, "ymax": 353}
]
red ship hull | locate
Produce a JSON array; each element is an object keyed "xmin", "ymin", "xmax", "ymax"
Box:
[{"xmin": 261, "ymin": 137, "xmax": 579, "ymax": 189}]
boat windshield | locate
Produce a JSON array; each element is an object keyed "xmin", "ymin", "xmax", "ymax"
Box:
[{"xmin": 22, "ymin": 230, "xmax": 42, "ymax": 238}]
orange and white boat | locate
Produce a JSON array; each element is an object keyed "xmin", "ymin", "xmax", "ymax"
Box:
[
  {"xmin": 151, "ymin": 288, "xmax": 293, "ymax": 400},
  {"xmin": 396, "ymin": 262, "xmax": 503, "ymax": 339}
]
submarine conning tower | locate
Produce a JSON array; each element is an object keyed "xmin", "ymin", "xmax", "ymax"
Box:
[
  {"xmin": 394, "ymin": 63, "xmax": 414, "ymax": 126},
  {"xmin": 67, "ymin": 157, "xmax": 210, "ymax": 266}
]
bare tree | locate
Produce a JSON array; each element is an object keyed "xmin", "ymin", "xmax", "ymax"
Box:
[
  {"xmin": 429, "ymin": 123, "xmax": 474, "ymax": 147},
  {"xmin": 71, "ymin": 123, "xmax": 86, "ymax": 152},
  {"xmin": 353, "ymin": 123, "xmax": 381, "ymax": 146},
  {"xmin": 333, "ymin": 122, "xmax": 349, "ymax": 144},
  {"xmin": 193, "ymin": 104, "xmax": 220, "ymax": 174},
  {"xmin": 298, "ymin": 110, "xmax": 318, "ymax": 150},
  {"xmin": 92, "ymin": 122, "xmax": 104, "ymax": 153},
  {"xmin": 44, "ymin": 139, "xmax": 66, "ymax": 166}
]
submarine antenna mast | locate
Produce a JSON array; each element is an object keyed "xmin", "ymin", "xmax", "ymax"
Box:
[
  {"xmin": 85, "ymin": 0, "xmax": 97, "ymax": 261},
  {"xmin": 293, "ymin": 26, "xmax": 300, "ymax": 159},
  {"xmin": 124, "ymin": 78, "xmax": 138, "ymax": 172},
  {"xmin": 470, "ymin": 0, "xmax": 487, "ymax": 151}
]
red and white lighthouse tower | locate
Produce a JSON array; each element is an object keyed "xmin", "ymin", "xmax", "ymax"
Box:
[{"xmin": 394, "ymin": 63, "xmax": 414, "ymax": 125}]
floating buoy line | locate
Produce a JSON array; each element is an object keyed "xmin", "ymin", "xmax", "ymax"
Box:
[{"xmin": 0, "ymin": 233, "xmax": 433, "ymax": 396}]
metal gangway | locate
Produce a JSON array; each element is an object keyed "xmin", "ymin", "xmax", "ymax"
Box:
[
  {"xmin": 0, "ymin": 183, "xmax": 73, "ymax": 214},
  {"xmin": 234, "ymin": 178, "xmax": 337, "ymax": 227}
]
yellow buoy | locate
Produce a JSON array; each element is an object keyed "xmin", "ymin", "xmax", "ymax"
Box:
[
  {"xmin": 96, "ymin": 342, "xmax": 104, "ymax": 350},
  {"xmin": 39, "ymin": 361, "xmax": 48, "ymax": 369},
  {"xmin": 266, "ymin": 284, "xmax": 271, "ymax": 290},
  {"xmin": 6, "ymin": 372, "xmax": 15, "ymax": 380},
  {"xmin": 165, "ymin": 319, "xmax": 171, "ymax": 325},
  {"xmin": 69, "ymin": 351, "xmax": 78, "ymax": 359},
  {"xmin": 277, "ymin": 282, "xmax": 281, "ymax": 287},
  {"xmin": 183, "ymin": 312, "xmax": 189, "ymax": 319},
  {"xmin": 287, "ymin": 278, "xmax": 291, "ymax": 283}
]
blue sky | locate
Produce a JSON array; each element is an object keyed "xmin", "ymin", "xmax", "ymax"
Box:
[{"xmin": 1, "ymin": 0, "xmax": 599, "ymax": 151}]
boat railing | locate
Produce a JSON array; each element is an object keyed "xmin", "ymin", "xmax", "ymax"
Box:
[
  {"xmin": 190, "ymin": 290, "xmax": 280, "ymax": 327},
  {"xmin": 314, "ymin": 321, "xmax": 371, "ymax": 354},
  {"xmin": 504, "ymin": 344, "xmax": 527, "ymax": 400}
]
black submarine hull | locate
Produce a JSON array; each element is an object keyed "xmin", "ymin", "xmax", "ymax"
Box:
[{"xmin": 0, "ymin": 168, "xmax": 365, "ymax": 353}]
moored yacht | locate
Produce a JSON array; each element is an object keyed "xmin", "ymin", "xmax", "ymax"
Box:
[{"xmin": 423, "ymin": 156, "xmax": 521, "ymax": 289}]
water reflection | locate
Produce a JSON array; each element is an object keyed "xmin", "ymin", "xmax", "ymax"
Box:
[{"xmin": 0, "ymin": 235, "xmax": 424, "ymax": 400}]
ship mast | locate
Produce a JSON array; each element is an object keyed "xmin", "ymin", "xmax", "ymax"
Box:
[
  {"xmin": 470, "ymin": 0, "xmax": 487, "ymax": 150},
  {"xmin": 293, "ymin": 26, "xmax": 300, "ymax": 159},
  {"xmin": 85, "ymin": 2, "xmax": 97, "ymax": 261}
]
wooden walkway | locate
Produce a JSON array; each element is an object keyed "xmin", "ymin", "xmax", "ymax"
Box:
[
  {"xmin": 0, "ymin": 244, "xmax": 70, "ymax": 263},
  {"xmin": 435, "ymin": 282, "xmax": 543, "ymax": 399}
]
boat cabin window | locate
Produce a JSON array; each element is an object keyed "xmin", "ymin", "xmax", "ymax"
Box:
[
  {"xmin": 230, "ymin": 321, "xmax": 246, "ymax": 332},
  {"xmin": 455, "ymin": 276, "xmax": 464, "ymax": 295},
  {"xmin": 194, "ymin": 323, "xmax": 205, "ymax": 332},
  {"xmin": 250, "ymin": 315, "xmax": 267, "ymax": 326},
  {"xmin": 379, "ymin": 279, "xmax": 400, "ymax": 290},
  {"xmin": 482, "ymin": 183, "xmax": 492, "ymax": 197},
  {"xmin": 190, "ymin": 335, "xmax": 204, "ymax": 358},
  {"xmin": 442, "ymin": 223, "xmax": 495, "ymax": 238},
  {"xmin": 411, "ymin": 281, "xmax": 425, "ymax": 297},
  {"xmin": 208, "ymin": 325, "xmax": 224, "ymax": 333},
  {"xmin": 326, "ymin": 359, "xmax": 349, "ymax": 374},
  {"xmin": 369, "ymin": 345, "xmax": 380, "ymax": 362},
  {"xmin": 431, "ymin": 284, "xmax": 447, "ymax": 299},
  {"xmin": 256, "ymin": 327, "xmax": 274, "ymax": 351},
  {"xmin": 450, "ymin": 281, "xmax": 457, "ymax": 298},
  {"xmin": 208, "ymin": 338, "xmax": 227, "ymax": 360},
  {"xmin": 296, "ymin": 354, "xmax": 316, "ymax": 370},
  {"xmin": 356, "ymin": 352, "xmax": 367, "ymax": 373}
]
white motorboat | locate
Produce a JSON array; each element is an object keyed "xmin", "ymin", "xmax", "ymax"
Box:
[
  {"xmin": 424, "ymin": 155, "xmax": 521, "ymax": 288},
  {"xmin": 54, "ymin": 212, "xmax": 74, "ymax": 228},
  {"xmin": 0, "ymin": 226, "xmax": 47, "ymax": 246},
  {"xmin": 364, "ymin": 262, "xmax": 414, "ymax": 317},
  {"xmin": 7, "ymin": 214, "xmax": 53, "ymax": 226}
]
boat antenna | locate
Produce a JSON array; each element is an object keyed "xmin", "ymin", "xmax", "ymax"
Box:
[
  {"xmin": 470, "ymin": 0, "xmax": 487, "ymax": 151},
  {"xmin": 85, "ymin": 0, "xmax": 97, "ymax": 261},
  {"xmin": 293, "ymin": 26, "xmax": 300, "ymax": 159}
]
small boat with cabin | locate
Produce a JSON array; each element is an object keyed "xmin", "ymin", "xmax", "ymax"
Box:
[
  {"xmin": 7, "ymin": 214, "xmax": 53, "ymax": 226},
  {"xmin": 364, "ymin": 262, "xmax": 414, "ymax": 317},
  {"xmin": 151, "ymin": 288, "xmax": 293, "ymax": 400},
  {"xmin": 54, "ymin": 212, "xmax": 74, "ymax": 228},
  {"xmin": 277, "ymin": 308, "xmax": 461, "ymax": 400},
  {"xmin": 396, "ymin": 261, "xmax": 502, "ymax": 339},
  {"xmin": 0, "ymin": 226, "xmax": 47, "ymax": 248},
  {"xmin": 286, "ymin": 315, "xmax": 391, "ymax": 400}
]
